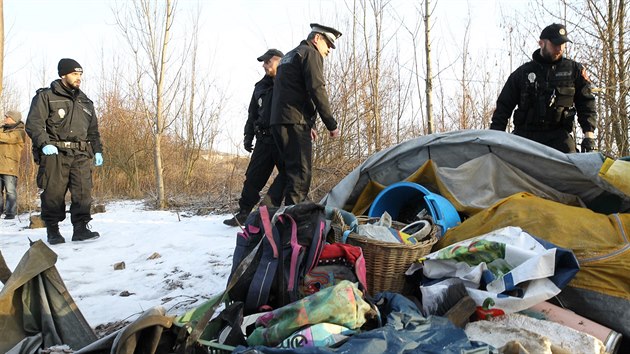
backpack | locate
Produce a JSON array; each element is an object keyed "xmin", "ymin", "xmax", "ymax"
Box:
[{"xmin": 227, "ymin": 202, "xmax": 328, "ymax": 315}]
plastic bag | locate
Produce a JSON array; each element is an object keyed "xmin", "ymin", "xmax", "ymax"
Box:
[
  {"xmin": 414, "ymin": 226, "xmax": 579, "ymax": 314},
  {"xmin": 355, "ymin": 212, "xmax": 408, "ymax": 243}
]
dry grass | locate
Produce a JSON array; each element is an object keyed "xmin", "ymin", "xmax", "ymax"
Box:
[
  {"xmin": 12, "ymin": 101, "xmax": 363, "ymax": 215},
  {"xmin": 13, "ymin": 147, "xmax": 358, "ymax": 216}
]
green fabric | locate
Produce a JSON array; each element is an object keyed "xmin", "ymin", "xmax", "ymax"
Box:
[
  {"xmin": 172, "ymin": 292, "xmax": 227, "ymax": 340},
  {"xmin": 247, "ymin": 280, "xmax": 371, "ymax": 347},
  {"xmin": 0, "ymin": 241, "xmax": 97, "ymax": 353}
]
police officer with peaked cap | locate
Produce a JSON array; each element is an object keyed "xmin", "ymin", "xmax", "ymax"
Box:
[
  {"xmin": 490, "ymin": 23, "xmax": 597, "ymax": 153},
  {"xmin": 270, "ymin": 23, "xmax": 342, "ymax": 205}
]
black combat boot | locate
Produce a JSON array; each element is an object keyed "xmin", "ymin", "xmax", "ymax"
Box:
[
  {"xmin": 223, "ymin": 211, "xmax": 249, "ymax": 227},
  {"xmin": 47, "ymin": 223, "xmax": 66, "ymax": 245},
  {"xmin": 72, "ymin": 221, "xmax": 100, "ymax": 241}
]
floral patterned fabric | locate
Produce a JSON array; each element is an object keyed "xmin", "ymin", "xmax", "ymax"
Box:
[{"xmin": 247, "ymin": 280, "xmax": 371, "ymax": 346}]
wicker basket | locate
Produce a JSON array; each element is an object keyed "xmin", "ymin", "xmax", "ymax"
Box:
[
  {"xmin": 331, "ymin": 212, "xmax": 438, "ymax": 295},
  {"xmin": 330, "ymin": 209, "xmax": 354, "ymax": 244}
]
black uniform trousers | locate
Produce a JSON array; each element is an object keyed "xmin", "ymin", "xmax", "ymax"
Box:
[
  {"xmin": 272, "ymin": 124, "xmax": 312, "ymax": 206},
  {"xmin": 238, "ymin": 138, "xmax": 285, "ymax": 213},
  {"xmin": 513, "ymin": 128, "xmax": 577, "ymax": 153},
  {"xmin": 37, "ymin": 152, "xmax": 93, "ymax": 225}
]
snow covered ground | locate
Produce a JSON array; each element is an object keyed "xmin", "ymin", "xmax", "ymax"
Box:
[{"xmin": 0, "ymin": 200, "xmax": 237, "ymax": 328}]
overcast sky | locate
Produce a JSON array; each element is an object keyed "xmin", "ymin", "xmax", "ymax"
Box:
[{"xmin": 4, "ymin": 0, "xmax": 533, "ymax": 153}]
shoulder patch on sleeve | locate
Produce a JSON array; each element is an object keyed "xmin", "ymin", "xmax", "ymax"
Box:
[{"xmin": 280, "ymin": 52, "xmax": 296, "ymax": 65}]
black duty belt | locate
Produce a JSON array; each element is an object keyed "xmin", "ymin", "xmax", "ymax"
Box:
[
  {"xmin": 518, "ymin": 121, "xmax": 563, "ymax": 132},
  {"xmin": 51, "ymin": 141, "xmax": 89, "ymax": 150},
  {"xmin": 256, "ymin": 128, "xmax": 272, "ymax": 137}
]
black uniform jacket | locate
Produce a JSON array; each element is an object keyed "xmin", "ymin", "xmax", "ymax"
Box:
[
  {"xmin": 244, "ymin": 75, "xmax": 274, "ymax": 137},
  {"xmin": 270, "ymin": 40, "xmax": 337, "ymax": 131},
  {"xmin": 26, "ymin": 79, "xmax": 103, "ymax": 154},
  {"xmin": 490, "ymin": 50, "xmax": 596, "ymax": 133}
]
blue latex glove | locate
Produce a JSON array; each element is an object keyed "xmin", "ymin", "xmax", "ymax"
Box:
[
  {"xmin": 42, "ymin": 145, "xmax": 58, "ymax": 155},
  {"xmin": 94, "ymin": 153, "xmax": 103, "ymax": 166}
]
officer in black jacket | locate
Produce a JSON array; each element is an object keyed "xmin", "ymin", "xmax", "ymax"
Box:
[
  {"xmin": 26, "ymin": 58, "xmax": 103, "ymax": 245},
  {"xmin": 490, "ymin": 24, "xmax": 597, "ymax": 153},
  {"xmin": 224, "ymin": 49, "xmax": 285, "ymax": 227},
  {"xmin": 270, "ymin": 23, "xmax": 341, "ymax": 205}
]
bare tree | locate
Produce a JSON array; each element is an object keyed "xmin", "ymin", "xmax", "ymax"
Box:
[
  {"xmin": 568, "ymin": 0, "xmax": 629, "ymax": 156},
  {"xmin": 456, "ymin": 16, "xmax": 473, "ymax": 129},
  {"xmin": 351, "ymin": 0, "xmax": 363, "ymax": 160},
  {"xmin": 618, "ymin": 0, "xmax": 629, "ymax": 156},
  {"xmin": 115, "ymin": 0, "xmax": 182, "ymax": 208},
  {"xmin": 424, "ymin": 0, "xmax": 435, "ymax": 134},
  {"xmin": 393, "ymin": 38, "xmax": 413, "ymax": 144},
  {"xmin": 361, "ymin": 0, "xmax": 389, "ymax": 153},
  {"xmin": 0, "ymin": 0, "xmax": 3, "ymax": 101},
  {"xmin": 177, "ymin": 7, "xmax": 222, "ymax": 189},
  {"xmin": 400, "ymin": 9, "xmax": 425, "ymax": 135},
  {"xmin": 400, "ymin": 0, "xmax": 458, "ymax": 135},
  {"xmin": 311, "ymin": 14, "xmax": 366, "ymax": 198}
]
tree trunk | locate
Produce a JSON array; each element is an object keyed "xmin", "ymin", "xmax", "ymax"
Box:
[
  {"xmin": 352, "ymin": 0, "xmax": 362, "ymax": 160},
  {"xmin": 424, "ymin": 0, "xmax": 434, "ymax": 134},
  {"xmin": 616, "ymin": 0, "xmax": 629, "ymax": 155},
  {"xmin": 183, "ymin": 11, "xmax": 199, "ymax": 188},
  {"xmin": 153, "ymin": 0, "xmax": 173, "ymax": 209},
  {"xmin": 0, "ymin": 0, "xmax": 4, "ymax": 100}
]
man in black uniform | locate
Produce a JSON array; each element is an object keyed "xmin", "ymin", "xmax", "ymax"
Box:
[
  {"xmin": 224, "ymin": 49, "xmax": 285, "ymax": 227},
  {"xmin": 26, "ymin": 58, "xmax": 103, "ymax": 245},
  {"xmin": 270, "ymin": 23, "xmax": 341, "ymax": 205},
  {"xmin": 490, "ymin": 23, "xmax": 597, "ymax": 153}
]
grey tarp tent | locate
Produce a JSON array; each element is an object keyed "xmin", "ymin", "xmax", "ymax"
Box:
[
  {"xmin": 0, "ymin": 240, "xmax": 97, "ymax": 353},
  {"xmin": 321, "ymin": 129, "xmax": 629, "ymax": 214},
  {"xmin": 320, "ymin": 129, "xmax": 630, "ymax": 349}
]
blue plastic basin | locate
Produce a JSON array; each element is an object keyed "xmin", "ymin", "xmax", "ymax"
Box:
[{"xmin": 368, "ymin": 181, "xmax": 460, "ymax": 237}]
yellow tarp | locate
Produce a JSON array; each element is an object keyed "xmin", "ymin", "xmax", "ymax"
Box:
[
  {"xmin": 599, "ymin": 158, "xmax": 630, "ymax": 196},
  {"xmin": 437, "ymin": 192, "xmax": 630, "ymax": 300},
  {"xmin": 350, "ymin": 161, "xmax": 452, "ymax": 215}
]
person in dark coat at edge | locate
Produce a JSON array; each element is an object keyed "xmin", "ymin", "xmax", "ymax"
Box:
[
  {"xmin": 224, "ymin": 49, "xmax": 286, "ymax": 227},
  {"xmin": 25, "ymin": 58, "xmax": 104, "ymax": 245},
  {"xmin": 270, "ymin": 23, "xmax": 341, "ymax": 206},
  {"xmin": 490, "ymin": 23, "xmax": 597, "ymax": 153}
]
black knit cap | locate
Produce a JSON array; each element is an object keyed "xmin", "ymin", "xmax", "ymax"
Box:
[{"xmin": 58, "ymin": 58, "xmax": 83, "ymax": 77}]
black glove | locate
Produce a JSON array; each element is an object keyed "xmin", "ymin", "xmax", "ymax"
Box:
[
  {"xmin": 244, "ymin": 135, "xmax": 254, "ymax": 153},
  {"xmin": 581, "ymin": 137, "xmax": 596, "ymax": 153}
]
